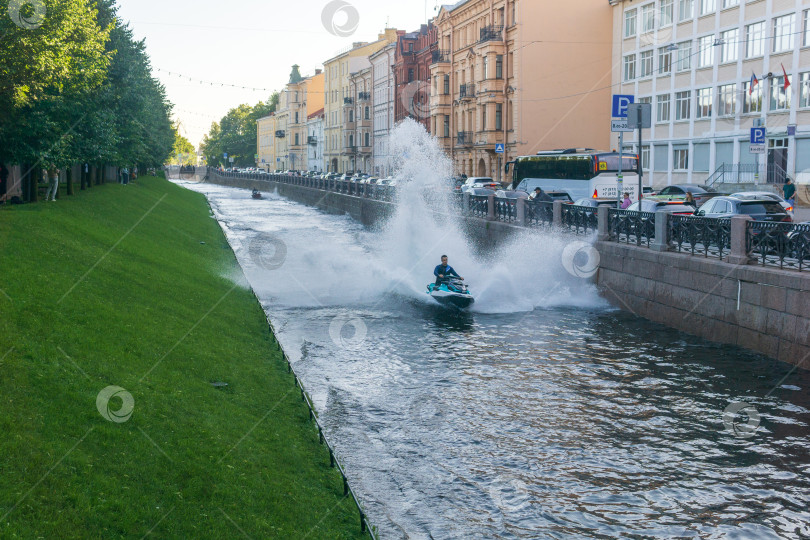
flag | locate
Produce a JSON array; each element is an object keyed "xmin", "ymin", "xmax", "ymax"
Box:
[
  {"xmin": 749, "ymin": 72, "xmax": 758, "ymax": 95},
  {"xmin": 781, "ymin": 64, "xmax": 790, "ymax": 90}
]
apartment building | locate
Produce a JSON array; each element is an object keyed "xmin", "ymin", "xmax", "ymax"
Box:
[
  {"xmin": 307, "ymin": 108, "xmax": 325, "ymax": 172},
  {"xmin": 610, "ymin": 0, "xmax": 810, "ymax": 187},
  {"xmin": 370, "ymin": 43, "xmax": 397, "ymax": 176},
  {"xmin": 429, "ymin": 0, "xmax": 612, "ymax": 183},
  {"xmin": 323, "ymin": 29, "xmax": 401, "ymax": 174},
  {"xmin": 274, "ymin": 65, "xmax": 325, "ymax": 172},
  {"xmin": 394, "ymin": 23, "xmax": 438, "ymax": 132},
  {"xmin": 348, "ymin": 66, "xmax": 374, "ymax": 172},
  {"xmin": 257, "ymin": 113, "xmax": 276, "ymax": 171}
]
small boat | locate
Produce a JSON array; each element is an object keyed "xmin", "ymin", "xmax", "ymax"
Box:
[
  {"xmin": 426, "ymin": 278, "xmax": 474, "ymax": 309},
  {"xmin": 251, "ymin": 189, "xmax": 263, "ymax": 199}
]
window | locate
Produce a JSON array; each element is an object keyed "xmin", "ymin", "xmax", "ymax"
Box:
[
  {"xmin": 676, "ymin": 41, "xmax": 692, "ymax": 71},
  {"xmin": 408, "ymin": 68, "xmax": 414, "ymax": 82},
  {"xmin": 482, "ymin": 106, "xmax": 487, "ymax": 130},
  {"xmin": 295, "ymin": 133, "xmax": 299, "ymax": 146},
  {"xmin": 717, "ymin": 83, "xmax": 736, "ymax": 116},
  {"xmin": 801, "ymin": 72, "xmax": 810, "ymax": 108},
  {"xmin": 678, "ymin": 0, "xmax": 693, "ymax": 21},
  {"xmin": 658, "ymin": 46, "xmax": 673, "ymax": 75},
  {"xmin": 674, "ymin": 148, "xmax": 689, "ymax": 170},
  {"xmin": 624, "ymin": 54, "xmax": 636, "ymax": 81},
  {"xmin": 676, "ymin": 90, "xmax": 691, "ymax": 120},
  {"xmin": 696, "ymin": 87, "xmax": 713, "ymax": 118},
  {"xmin": 742, "ymin": 81, "xmax": 762, "ymax": 113},
  {"xmin": 641, "ymin": 145, "xmax": 650, "ymax": 170},
  {"xmin": 640, "ymin": 50, "xmax": 654, "ymax": 77},
  {"xmin": 295, "ymin": 112, "xmax": 299, "ymax": 124},
  {"xmin": 722, "ymin": 0, "xmax": 738, "ymax": 8},
  {"xmin": 657, "ymin": 94, "xmax": 671, "ymax": 122},
  {"xmin": 699, "ymin": 0, "xmax": 715, "ymax": 15},
  {"xmin": 772, "ymin": 14, "xmax": 795, "ymax": 53},
  {"xmin": 625, "ymin": 8, "xmax": 637, "ymax": 37},
  {"xmin": 660, "ymin": 0, "xmax": 673, "ymax": 26},
  {"xmin": 365, "ymin": 132, "xmax": 370, "ymax": 147},
  {"xmin": 698, "ymin": 35, "xmax": 714, "ymax": 67},
  {"xmin": 483, "ymin": 56, "xmax": 489, "ymax": 79},
  {"xmin": 444, "ymin": 75, "xmax": 450, "ymax": 94},
  {"xmin": 770, "ymin": 75, "xmax": 791, "ymax": 111},
  {"xmin": 365, "ymin": 106, "xmax": 369, "ymax": 120},
  {"xmin": 720, "ymin": 28, "xmax": 738, "ymax": 63},
  {"xmin": 804, "ymin": 10, "xmax": 809, "ymax": 47},
  {"xmin": 496, "ymin": 103, "xmax": 502, "ymax": 130},
  {"xmin": 641, "ymin": 4, "xmax": 655, "ymax": 32},
  {"xmin": 745, "ymin": 22, "xmax": 765, "ymax": 58},
  {"xmin": 496, "ymin": 55, "xmax": 503, "ymax": 79},
  {"xmin": 443, "ymin": 115, "xmax": 450, "ymax": 137}
]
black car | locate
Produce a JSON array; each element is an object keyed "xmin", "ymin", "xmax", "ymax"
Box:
[
  {"xmin": 626, "ymin": 199, "xmax": 695, "ymax": 215},
  {"xmin": 695, "ymin": 196, "xmax": 792, "ymax": 221}
]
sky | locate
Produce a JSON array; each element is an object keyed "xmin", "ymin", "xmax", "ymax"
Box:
[{"xmin": 117, "ymin": 0, "xmax": 441, "ymax": 147}]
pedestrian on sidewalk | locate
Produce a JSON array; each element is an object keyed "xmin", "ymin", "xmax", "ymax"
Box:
[
  {"xmin": 783, "ymin": 178, "xmax": 796, "ymax": 208},
  {"xmin": 45, "ymin": 167, "xmax": 59, "ymax": 201},
  {"xmin": 621, "ymin": 192, "xmax": 632, "ymax": 209}
]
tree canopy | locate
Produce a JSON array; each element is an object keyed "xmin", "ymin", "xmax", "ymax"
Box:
[
  {"xmin": 200, "ymin": 93, "xmax": 278, "ymax": 167},
  {"xmin": 0, "ymin": 0, "xmax": 174, "ymax": 169}
]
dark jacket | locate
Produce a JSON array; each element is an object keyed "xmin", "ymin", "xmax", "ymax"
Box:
[{"xmin": 434, "ymin": 264, "xmax": 459, "ymax": 278}]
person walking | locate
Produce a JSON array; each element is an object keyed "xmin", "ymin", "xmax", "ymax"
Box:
[
  {"xmin": 783, "ymin": 178, "xmax": 796, "ymax": 208},
  {"xmin": 45, "ymin": 167, "xmax": 59, "ymax": 201},
  {"xmin": 122, "ymin": 167, "xmax": 129, "ymax": 185},
  {"xmin": 621, "ymin": 192, "xmax": 632, "ymax": 209}
]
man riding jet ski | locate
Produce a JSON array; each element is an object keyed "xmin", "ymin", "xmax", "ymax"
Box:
[{"xmin": 427, "ymin": 255, "xmax": 474, "ymax": 309}]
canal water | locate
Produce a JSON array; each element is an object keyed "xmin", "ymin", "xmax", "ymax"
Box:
[{"xmin": 175, "ymin": 126, "xmax": 809, "ymax": 539}]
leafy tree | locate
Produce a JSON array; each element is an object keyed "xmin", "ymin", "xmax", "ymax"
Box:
[
  {"xmin": 169, "ymin": 125, "xmax": 196, "ymax": 165},
  {"xmin": 200, "ymin": 93, "xmax": 278, "ymax": 167}
]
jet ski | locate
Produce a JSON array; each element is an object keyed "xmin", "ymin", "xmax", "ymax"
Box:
[
  {"xmin": 251, "ymin": 189, "xmax": 263, "ymax": 199},
  {"xmin": 427, "ymin": 277, "xmax": 474, "ymax": 309}
]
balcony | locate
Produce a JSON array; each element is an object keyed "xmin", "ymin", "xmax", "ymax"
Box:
[
  {"xmin": 358, "ymin": 92, "xmax": 370, "ymax": 101},
  {"xmin": 275, "ymin": 130, "xmax": 286, "ymax": 138},
  {"xmin": 457, "ymin": 131, "xmax": 473, "ymax": 146},
  {"xmin": 307, "ymin": 136, "xmax": 318, "ymax": 145},
  {"xmin": 431, "ymin": 49, "xmax": 450, "ymax": 64},
  {"xmin": 344, "ymin": 97, "xmax": 354, "ymax": 105},
  {"xmin": 479, "ymin": 25, "xmax": 503, "ymax": 43},
  {"xmin": 459, "ymin": 83, "xmax": 475, "ymax": 100}
]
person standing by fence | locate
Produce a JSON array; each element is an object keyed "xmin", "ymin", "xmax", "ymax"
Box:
[{"xmin": 45, "ymin": 167, "xmax": 59, "ymax": 201}]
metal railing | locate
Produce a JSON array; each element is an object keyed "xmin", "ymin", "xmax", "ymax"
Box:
[
  {"xmin": 431, "ymin": 49, "xmax": 450, "ymax": 63},
  {"xmin": 480, "ymin": 25, "xmax": 504, "ymax": 42},
  {"xmin": 343, "ymin": 97, "xmax": 353, "ymax": 105},
  {"xmin": 669, "ymin": 215, "xmax": 731, "ymax": 259},
  {"xmin": 494, "ymin": 197, "xmax": 517, "ymax": 223},
  {"xmin": 747, "ymin": 221, "xmax": 810, "ymax": 271},
  {"xmin": 706, "ymin": 163, "xmax": 759, "ymax": 187},
  {"xmin": 456, "ymin": 131, "xmax": 473, "ymax": 146},
  {"xmin": 468, "ymin": 194, "xmax": 489, "ymax": 218},
  {"xmin": 459, "ymin": 83, "xmax": 475, "ymax": 99},
  {"xmin": 526, "ymin": 201, "xmax": 554, "ymax": 227},
  {"xmin": 608, "ymin": 208, "xmax": 656, "ymax": 246},
  {"xmin": 561, "ymin": 204, "xmax": 598, "ymax": 235}
]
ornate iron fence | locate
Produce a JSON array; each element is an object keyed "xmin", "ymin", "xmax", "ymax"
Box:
[
  {"xmin": 468, "ymin": 194, "xmax": 489, "ymax": 218},
  {"xmin": 526, "ymin": 201, "xmax": 553, "ymax": 227},
  {"xmin": 494, "ymin": 197, "xmax": 517, "ymax": 223},
  {"xmin": 669, "ymin": 215, "xmax": 731, "ymax": 259},
  {"xmin": 747, "ymin": 221, "xmax": 810, "ymax": 271},
  {"xmin": 561, "ymin": 204, "xmax": 598, "ymax": 235},
  {"xmin": 608, "ymin": 209, "xmax": 656, "ymax": 246}
]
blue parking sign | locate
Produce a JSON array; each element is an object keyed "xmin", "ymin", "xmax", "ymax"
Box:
[
  {"xmin": 612, "ymin": 95, "xmax": 635, "ymax": 118},
  {"xmin": 750, "ymin": 127, "xmax": 766, "ymax": 144}
]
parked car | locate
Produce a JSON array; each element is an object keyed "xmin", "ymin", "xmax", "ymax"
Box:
[
  {"xmin": 461, "ymin": 177, "xmax": 501, "ymax": 192},
  {"xmin": 495, "ymin": 190, "xmax": 529, "ymax": 199},
  {"xmin": 651, "ymin": 184, "xmax": 720, "ymax": 207},
  {"xmin": 729, "ymin": 191, "xmax": 793, "ymax": 216},
  {"xmin": 626, "ymin": 199, "xmax": 695, "ymax": 215},
  {"xmin": 695, "ymin": 196, "xmax": 792, "ymax": 222},
  {"xmin": 543, "ymin": 191, "xmax": 574, "ymax": 203},
  {"xmin": 572, "ymin": 198, "xmax": 617, "ymax": 208},
  {"xmin": 468, "ymin": 187, "xmax": 496, "ymax": 196}
]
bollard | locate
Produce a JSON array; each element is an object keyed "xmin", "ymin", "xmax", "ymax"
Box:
[
  {"xmin": 597, "ymin": 205, "xmax": 610, "ymax": 241},
  {"xmin": 516, "ymin": 198, "xmax": 526, "ymax": 226},
  {"xmin": 463, "ymin": 192, "xmax": 470, "ymax": 213},
  {"xmin": 651, "ymin": 210, "xmax": 671, "ymax": 252},
  {"xmin": 487, "ymin": 194, "xmax": 496, "ymax": 221},
  {"xmin": 728, "ymin": 214, "xmax": 753, "ymax": 265},
  {"xmin": 553, "ymin": 200, "xmax": 563, "ymax": 226}
]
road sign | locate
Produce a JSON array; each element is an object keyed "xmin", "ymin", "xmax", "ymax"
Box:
[
  {"xmin": 495, "ymin": 144, "xmax": 505, "ymax": 153},
  {"xmin": 749, "ymin": 145, "xmax": 766, "ymax": 154},
  {"xmin": 261, "ymin": 159, "xmax": 265, "ymax": 163},
  {"xmin": 612, "ymin": 95, "xmax": 635, "ymax": 118},
  {"xmin": 223, "ymin": 152, "xmax": 228, "ymax": 158},
  {"xmin": 229, "ymin": 157, "xmax": 234, "ymax": 163},
  {"xmin": 750, "ymin": 127, "xmax": 766, "ymax": 145},
  {"xmin": 627, "ymin": 103, "xmax": 652, "ymax": 128},
  {"xmin": 611, "ymin": 119, "xmax": 634, "ymax": 132}
]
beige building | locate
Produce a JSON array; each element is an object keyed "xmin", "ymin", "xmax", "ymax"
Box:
[
  {"xmin": 272, "ymin": 65, "xmax": 325, "ymax": 171},
  {"xmin": 348, "ymin": 66, "xmax": 374, "ymax": 172},
  {"xmin": 323, "ymin": 30, "xmax": 400, "ymax": 173},
  {"xmin": 609, "ymin": 0, "xmax": 810, "ymax": 187},
  {"xmin": 257, "ymin": 113, "xmax": 276, "ymax": 171},
  {"xmin": 429, "ymin": 0, "xmax": 613, "ymax": 183}
]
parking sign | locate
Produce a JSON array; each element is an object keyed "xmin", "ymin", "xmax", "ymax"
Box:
[
  {"xmin": 750, "ymin": 127, "xmax": 766, "ymax": 145},
  {"xmin": 612, "ymin": 95, "xmax": 634, "ymax": 118}
]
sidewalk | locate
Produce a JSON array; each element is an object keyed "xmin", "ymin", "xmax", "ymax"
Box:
[{"xmin": 794, "ymin": 207, "xmax": 810, "ymax": 222}]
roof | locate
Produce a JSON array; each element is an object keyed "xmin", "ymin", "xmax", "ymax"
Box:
[{"xmin": 307, "ymin": 107, "xmax": 324, "ymax": 119}]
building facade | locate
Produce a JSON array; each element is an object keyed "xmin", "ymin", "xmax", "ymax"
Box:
[
  {"xmin": 349, "ymin": 66, "xmax": 374, "ymax": 172},
  {"xmin": 274, "ymin": 65, "xmax": 325, "ymax": 172},
  {"xmin": 429, "ymin": 0, "xmax": 612, "ymax": 183},
  {"xmin": 394, "ymin": 23, "xmax": 438, "ymax": 132},
  {"xmin": 609, "ymin": 0, "xmax": 810, "ymax": 187},
  {"xmin": 323, "ymin": 29, "xmax": 401, "ymax": 174},
  {"xmin": 257, "ymin": 113, "xmax": 276, "ymax": 171},
  {"xmin": 307, "ymin": 108, "xmax": 325, "ymax": 172},
  {"xmin": 370, "ymin": 43, "xmax": 397, "ymax": 177}
]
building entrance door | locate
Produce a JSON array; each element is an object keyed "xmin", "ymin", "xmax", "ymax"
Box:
[{"xmin": 767, "ymin": 138, "xmax": 788, "ymax": 184}]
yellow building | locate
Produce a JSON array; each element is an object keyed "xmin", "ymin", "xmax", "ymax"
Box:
[
  {"xmin": 273, "ymin": 65, "xmax": 325, "ymax": 171},
  {"xmin": 324, "ymin": 29, "xmax": 400, "ymax": 173},
  {"xmin": 257, "ymin": 113, "xmax": 276, "ymax": 171},
  {"xmin": 429, "ymin": 0, "xmax": 612, "ymax": 182}
]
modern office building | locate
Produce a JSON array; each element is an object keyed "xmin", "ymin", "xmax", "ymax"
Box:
[
  {"xmin": 609, "ymin": 0, "xmax": 809, "ymax": 187},
  {"xmin": 429, "ymin": 0, "xmax": 612, "ymax": 183}
]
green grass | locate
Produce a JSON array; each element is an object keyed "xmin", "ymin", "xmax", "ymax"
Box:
[{"xmin": 0, "ymin": 177, "xmax": 366, "ymax": 539}]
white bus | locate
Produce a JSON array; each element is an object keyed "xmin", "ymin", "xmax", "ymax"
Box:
[{"xmin": 505, "ymin": 149, "xmax": 641, "ymax": 202}]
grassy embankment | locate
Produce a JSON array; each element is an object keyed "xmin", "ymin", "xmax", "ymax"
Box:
[{"xmin": 0, "ymin": 176, "xmax": 366, "ymax": 538}]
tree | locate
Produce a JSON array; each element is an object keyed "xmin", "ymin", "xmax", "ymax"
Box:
[
  {"xmin": 199, "ymin": 93, "xmax": 279, "ymax": 167},
  {"xmin": 169, "ymin": 125, "xmax": 196, "ymax": 165}
]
